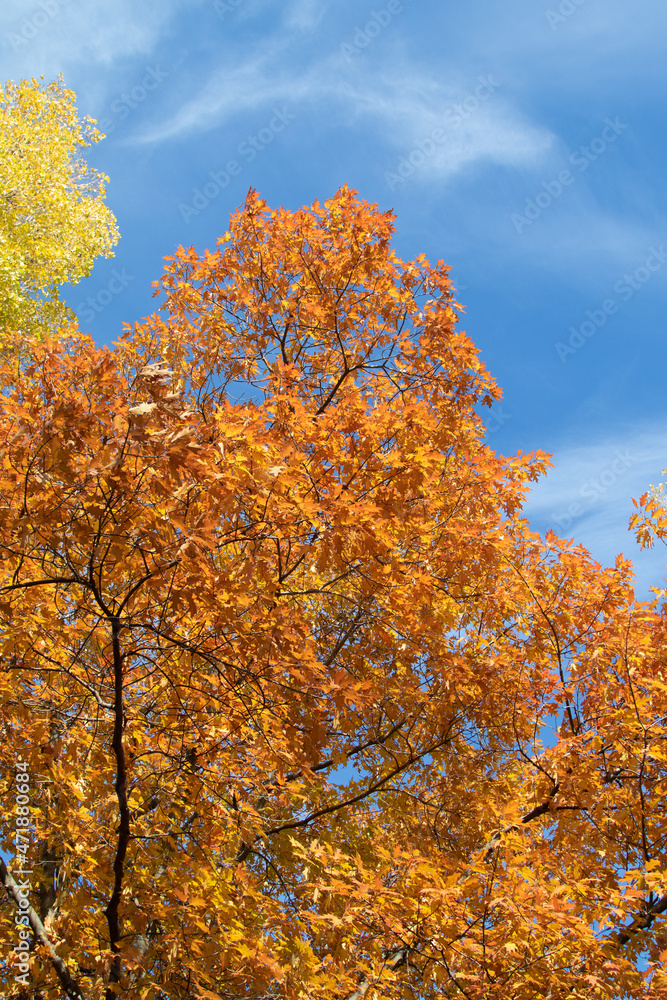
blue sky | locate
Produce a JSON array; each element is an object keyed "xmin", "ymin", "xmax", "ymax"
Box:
[{"xmin": 2, "ymin": 0, "xmax": 667, "ymax": 598}]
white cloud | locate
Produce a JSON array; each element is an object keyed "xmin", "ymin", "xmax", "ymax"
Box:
[
  {"xmin": 284, "ymin": 0, "xmax": 330, "ymax": 30},
  {"xmin": 134, "ymin": 49, "xmax": 309, "ymax": 143},
  {"xmin": 375, "ymin": 83, "xmax": 554, "ymax": 181},
  {"xmin": 134, "ymin": 41, "xmax": 555, "ymax": 185},
  {"xmin": 522, "ymin": 429, "xmax": 667, "ymax": 598},
  {"xmin": 0, "ymin": 0, "xmax": 191, "ymax": 80}
]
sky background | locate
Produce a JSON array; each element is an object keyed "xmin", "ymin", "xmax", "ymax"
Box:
[{"xmin": 2, "ymin": 0, "xmax": 666, "ymax": 599}]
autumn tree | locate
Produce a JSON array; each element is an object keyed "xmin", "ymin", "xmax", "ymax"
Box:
[
  {"xmin": 1, "ymin": 187, "xmax": 667, "ymax": 1000},
  {"xmin": 630, "ymin": 468, "xmax": 667, "ymax": 559},
  {"xmin": 0, "ymin": 75, "xmax": 118, "ymax": 345}
]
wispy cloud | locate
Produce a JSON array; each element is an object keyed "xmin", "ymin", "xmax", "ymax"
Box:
[
  {"xmin": 522, "ymin": 429, "xmax": 667, "ymax": 597},
  {"xmin": 378, "ymin": 79, "xmax": 553, "ymax": 187},
  {"xmin": 283, "ymin": 0, "xmax": 331, "ymax": 31},
  {"xmin": 0, "ymin": 0, "xmax": 186, "ymax": 74},
  {"xmin": 133, "ymin": 49, "xmax": 310, "ymax": 143},
  {"xmin": 134, "ymin": 41, "xmax": 555, "ymax": 187}
]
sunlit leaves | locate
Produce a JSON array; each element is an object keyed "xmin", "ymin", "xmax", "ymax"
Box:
[
  {"xmin": 0, "ymin": 75, "xmax": 118, "ymax": 346},
  {"xmin": 1, "ymin": 188, "xmax": 667, "ymax": 999}
]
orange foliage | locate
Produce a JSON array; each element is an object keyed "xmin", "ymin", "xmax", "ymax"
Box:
[{"xmin": 1, "ymin": 188, "xmax": 667, "ymax": 999}]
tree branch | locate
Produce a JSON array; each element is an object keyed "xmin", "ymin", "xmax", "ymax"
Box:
[
  {"xmin": 0, "ymin": 857, "xmax": 84, "ymax": 999},
  {"xmin": 481, "ymin": 782, "xmax": 561, "ymax": 860},
  {"xmin": 103, "ymin": 615, "xmax": 131, "ymax": 998},
  {"xmin": 615, "ymin": 891, "xmax": 667, "ymax": 947}
]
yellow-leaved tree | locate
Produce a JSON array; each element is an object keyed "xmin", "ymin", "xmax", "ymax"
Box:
[{"xmin": 0, "ymin": 75, "xmax": 118, "ymax": 344}]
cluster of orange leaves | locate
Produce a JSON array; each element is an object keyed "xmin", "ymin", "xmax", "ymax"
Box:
[{"xmin": 1, "ymin": 187, "xmax": 667, "ymax": 999}]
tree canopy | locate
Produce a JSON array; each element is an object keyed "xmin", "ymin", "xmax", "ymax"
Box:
[
  {"xmin": 0, "ymin": 75, "xmax": 118, "ymax": 345},
  {"xmin": 1, "ymin": 179, "xmax": 667, "ymax": 999}
]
